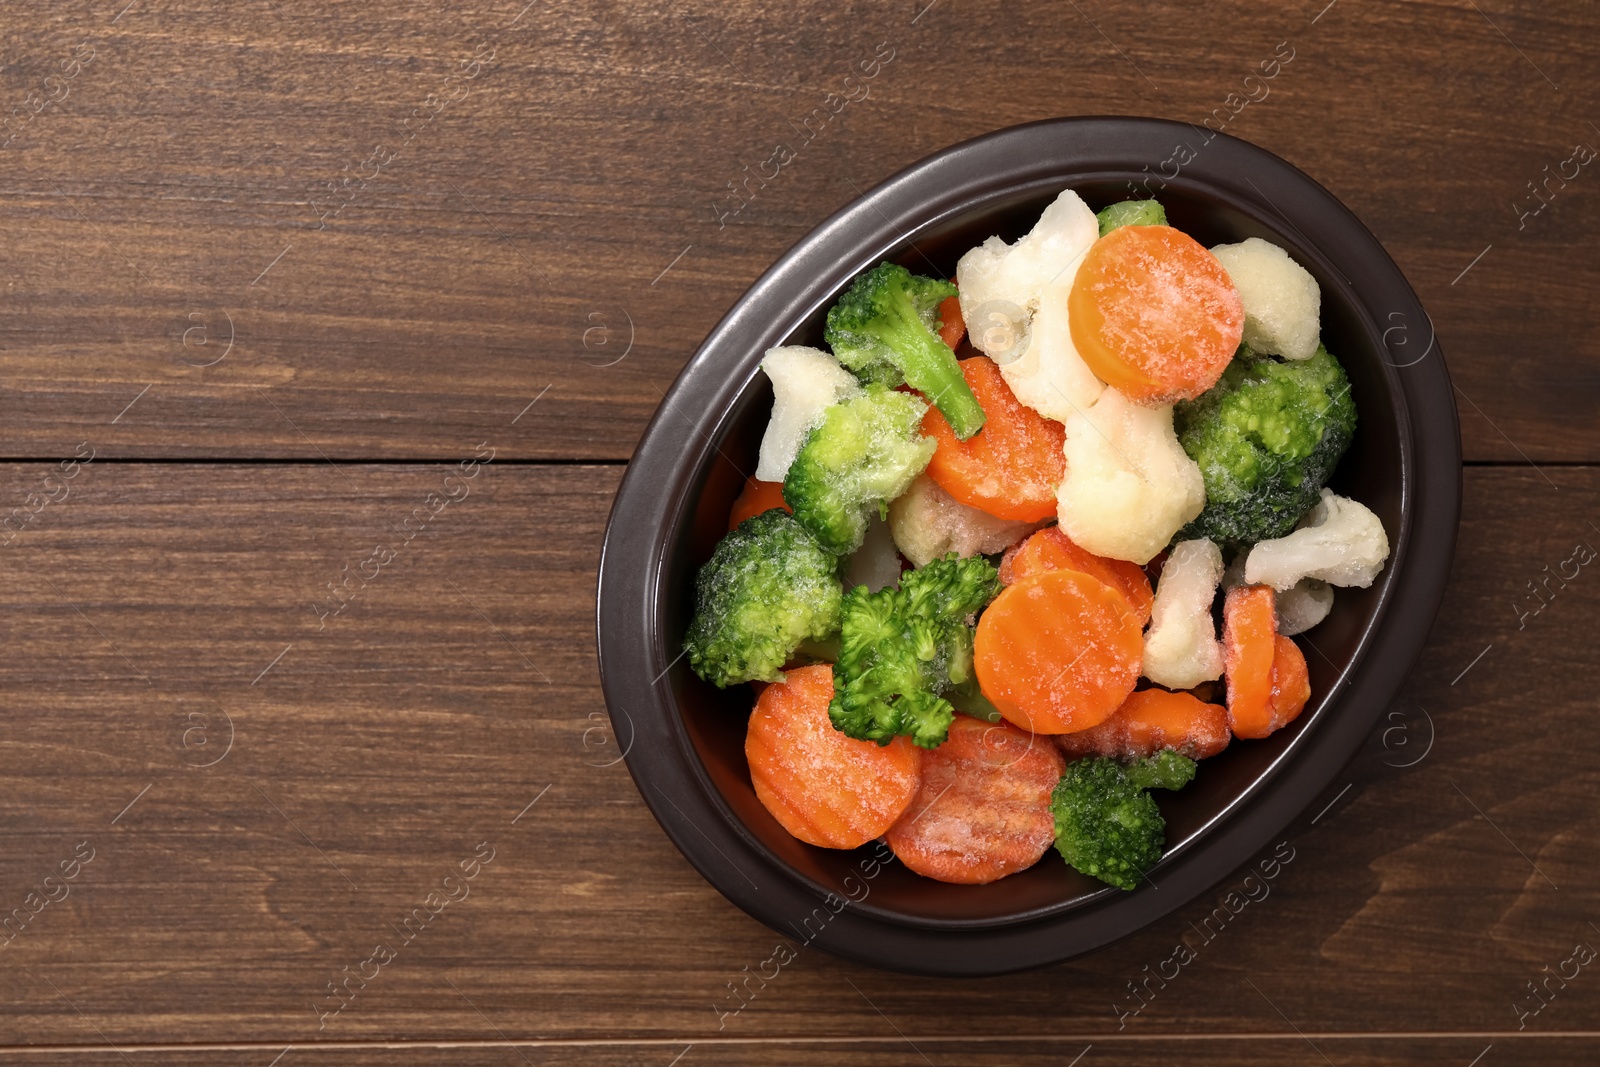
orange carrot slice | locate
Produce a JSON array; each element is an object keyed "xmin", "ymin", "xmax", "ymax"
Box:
[
  {"xmin": 745, "ymin": 665, "xmax": 921, "ymax": 849},
  {"xmin": 937, "ymin": 292, "xmax": 966, "ymax": 351},
  {"xmin": 1268, "ymin": 634, "xmax": 1311, "ymax": 730},
  {"xmin": 728, "ymin": 475, "xmax": 791, "ymax": 532},
  {"xmin": 1223, "ymin": 585, "xmax": 1278, "ymax": 739},
  {"xmin": 1056, "ymin": 687, "xmax": 1231, "ymax": 761},
  {"xmin": 974, "ymin": 569, "xmax": 1143, "ymax": 734},
  {"xmin": 922, "ymin": 357, "xmax": 1066, "ymax": 522},
  {"xmin": 884, "ymin": 715, "xmax": 1064, "ymax": 884},
  {"xmin": 1068, "ymin": 225, "xmax": 1244, "ymax": 405},
  {"xmin": 997, "ymin": 526, "xmax": 1154, "ymax": 625}
]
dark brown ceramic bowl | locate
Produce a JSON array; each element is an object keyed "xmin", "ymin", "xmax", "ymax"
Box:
[{"xmin": 596, "ymin": 117, "xmax": 1460, "ymax": 976}]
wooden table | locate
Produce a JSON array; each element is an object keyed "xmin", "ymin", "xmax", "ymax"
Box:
[{"xmin": 0, "ymin": 0, "xmax": 1595, "ymax": 1062}]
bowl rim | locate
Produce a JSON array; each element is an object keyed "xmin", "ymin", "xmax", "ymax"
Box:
[{"xmin": 596, "ymin": 116, "xmax": 1461, "ymax": 975}]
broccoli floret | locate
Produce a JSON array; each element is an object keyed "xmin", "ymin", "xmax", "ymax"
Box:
[
  {"xmin": 1124, "ymin": 748, "xmax": 1199, "ymax": 790},
  {"xmin": 783, "ymin": 385, "xmax": 936, "ymax": 556},
  {"xmin": 1052, "ymin": 751, "xmax": 1197, "ymax": 890},
  {"xmin": 823, "ymin": 262, "xmax": 986, "ymax": 440},
  {"xmin": 1175, "ymin": 344, "xmax": 1357, "ymax": 544},
  {"xmin": 1096, "ymin": 198, "xmax": 1168, "ymax": 235},
  {"xmin": 684, "ymin": 510, "xmax": 844, "ymax": 688},
  {"xmin": 829, "ymin": 554, "xmax": 1000, "ymax": 748}
]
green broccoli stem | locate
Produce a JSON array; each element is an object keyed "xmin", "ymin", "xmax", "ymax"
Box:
[
  {"xmin": 823, "ymin": 262, "xmax": 985, "ymax": 439},
  {"xmin": 896, "ymin": 325, "xmax": 986, "ymax": 440},
  {"xmin": 794, "ymin": 634, "xmax": 842, "ymax": 662},
  {"xmin": 1096, "ymin": 199, "xmax": 1168, "ymax": 236},
  {"xmin": 946, "ymin": 681, "xmax": 1002, "ymax": 723}
]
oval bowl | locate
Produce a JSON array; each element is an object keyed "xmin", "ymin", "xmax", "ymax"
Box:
[{"xmin": 596, "ymin": 117, "xmax": 1460, "ymax": 976}]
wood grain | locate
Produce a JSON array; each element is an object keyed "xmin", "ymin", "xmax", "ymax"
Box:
[
  {"xmin": 0, "ymin": 1037, "xmax": 1585, "ymax": 1066},
  {"xmin": 0, "ymin": 0, "xmax": 1593, "ymax": 461},
  {"xmin": 0, "ymin": 0, "xmax": 1597, "ymax": 1056},
  {"xmin": 0, "ymin": 463, "xmax": 1594, "ymax": 1052}
]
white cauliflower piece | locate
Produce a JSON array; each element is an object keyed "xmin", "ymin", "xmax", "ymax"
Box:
[
  {"xmin": 956, "ymin": 189, "xmax": 1104, "ymax": 419},
  {"xmin": 1222, "ymin": 550, "xmax": 1333, "ymax": 634},
  {"xmin": 957, "ymin": 189, "xmax": 1099, "ymax": 320},
  {"xmin": 1245, "ymin": 489, "xmax": 1391, "ymax": 590},
  {"xmin": 1000, "ymin": 273, "xmax": 1106, "ymax": 423},
  {"xmin": 844, "ymin": 512, "xmax": 903, "ymax": 594},
  {"xmin": 1276, "ymin": 578, "xmax": 1334, "ymax": 635},
  {"xmin": 888, "ymin": 473, "xmax": 1036, "ymax": 569},
  {"xmin": 754, "ymin": 346, "xmax": 862, "ymax": 482},
  {"xmin": 1143, "ymin": 539, "xmax": 1225, "ymax": 689},
  {"xmin": 1056, "ymin": 388, "xmax": 1206, "ymax": 564},
  {"xmin": 1210, "ymin": 237, "xmax": 1321, "ymax": 361}
]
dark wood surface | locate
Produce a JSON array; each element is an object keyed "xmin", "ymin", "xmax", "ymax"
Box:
[{"xmin": 1, "ymin": 0, "xmax": 1597, "ymax": 1061}]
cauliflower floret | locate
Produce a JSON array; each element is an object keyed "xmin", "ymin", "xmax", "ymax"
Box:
[
  {"xmin": 1056, "ymin": 388, "xmax": 1206, "ymax": 564},
  {"xmin": 1221, "ymin": 550, "xmax": 1334, "ymax": 634},
  {"xmin": 1244, "ymin": 489, "xmax": 1390, "ymax": 590},
  {"xmin": 1143, "ymin": 539, "xmax": 1225, "ymax": 689},
  {"xmin": 888, "ymin": 473, "xmax": 1036, "ymax": 568},
  {"xmin": 755, "ymin": 346, "xmax": 862, "ymax": 482},
  {"xmin": 1001, "ymin": 272, "xmax": 1106, "ymax": 423},
  {"xmin": 1276, "ymin": 578, "xmax": 1334, "ymax": 635},
  {"xmin": 957, "ymin": 189, "xmax": 1099, "ymax": 318},
  {"xmin": 956, "ymin": 189, "xmax": 1104, "ymax": 420},
  {"xmin": 1210, "ymin": 237, "xmax": 1321, "ymax": 361}
]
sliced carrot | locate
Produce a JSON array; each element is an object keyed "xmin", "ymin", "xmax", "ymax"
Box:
[
  {"xmin": 1223, "ymin": 585, "xmax": 1278, "ymax": 739},
  {"xmin": 1268, "ymin": 634, "xmax": 1311, "ymax": 729},
  {"xmin": 745, "ymin": 665, "xmax": 921, "ymax": 849},
  {"xmin": 997, "ymin": 526, "xmax": 1154, "ymax": 625},
  {"xmin": 728, "ymin": 475, "xmax": 791, "ymax": 532},
  {"xmin": 974, "ymin": 569, "xmax": 1143, "ymax": 734},
  {"xmin": 1068, "ymin": 225, "xmax": 1244, "ymax": 405},
  {"xmin": 922, "ymin": 356, "xmax": 1066, "ymax": 522},
  {"xmin": 936, "ymin": 292, "xmax": 966, "ymax": 351},
  {"xmin": 1057, "ymin": 687, "xmax": 1230, "ymax": 761},
  {"xmin": 884, "ymin": 715, "xmax": 1064, "ymax": 884}
]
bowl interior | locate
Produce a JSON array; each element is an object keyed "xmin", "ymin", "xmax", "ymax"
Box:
[{"xmin": 660, "ymin": 180, "xmax": 1402, "ymax": 926}]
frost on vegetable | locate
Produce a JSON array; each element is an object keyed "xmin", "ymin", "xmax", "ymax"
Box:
[
  {"xmin": 1056, "ymin": 388, "xmax": 1206, "ymax": 565},
  {"xmin": 823, "ymin": 263, "xmax": 985, "ymax": 439},
  {"xmin": 1175, "ymin": 344, "xmax": 1356, "ymax": 544},
  {"xmin": 1096, "ymin": 198, "xmax": 1168, "ymax": 236},
  {"xmin": 1244, "ymin": 488, "xmax": 1391, "ymax": 590},
  {"xmin": 1143, "ymin": 538, "xmax": 1225, "ymax": 690},
  {"xmin": 1051, "ymin": 751, "xmax": 1196, "ymax": 890},
  {"xmin": 1222, "ymin": 550, "xmax": 1335, "ymax": 634},
  {"xmin": 958, "ymin": 190, "xmax": 1099, "ymax": 320},
  {"xmin": 1222, "ymin": 550, "xmax": 1337, "ymax": 633},
  {"xmin": 888, "ymin": 473, "xmax": 1037, "ymax": 569},
  {"xmin": 830, "ymin": 554, "xmax": 1002, "ymax": 749},
  {"xmin": 1210, "ymin": 238, "xmax": 1321, "ymax": 362},
  {"xmin": 1002, "ymin": 274, "xmax": 1107, "ymax": 422},
  {"xmin": 1276, "ymin": 577, "xmax": 1334, "ymax": 635},
  {"xmin": 684, "ymin": 510, "xmax": 845, "ymax": 688},
  {"xmin": 956, "ymin": 189, "xmax": 1105, "ymax": 422},
  {"xmin": 783, "ymin": 385, "xmax": 936, "ymax": 556},
  {"xmin": 755, "ymin": 345, "xmax": 862, "ymax": 482}
]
